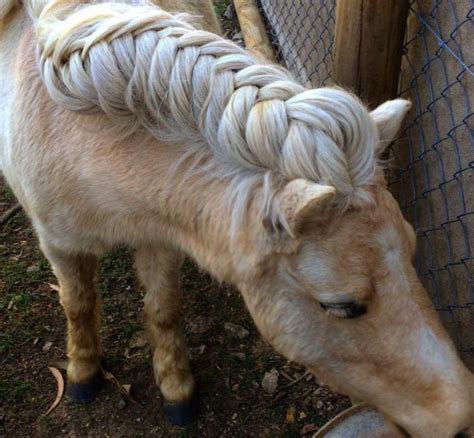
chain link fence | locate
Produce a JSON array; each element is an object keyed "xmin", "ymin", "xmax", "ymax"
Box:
[
  {"xmin": 257, "ymin": 0, "xmax": 474, "ymax": 369},
  {"xmin": 258, "ymin": 0, "xmax": 336, "ymax": 87}
]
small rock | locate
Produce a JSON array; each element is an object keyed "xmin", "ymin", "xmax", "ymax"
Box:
[
  {"xmin": 187, "ymin": 316, "xmax": 213, "ymax": 334},
  {"xmin": 223, "ymin": 4, "xmax": 235, "ymax": 20},
  {"xmin": 315, "ymin": 400, "xmax": 324, "ymax": 409},
  {"xmin": 261, "ymin": 369, "xmax": 279, "ymax": 394},
  {"xmin": 224, "ymin": 322, "xmax": 249, "ymax": 339},
  {"xmin": 230, "ymin": 352, "xmax": 246, "ymax": 360},
  {"xmin": 26, "ymin": 265, "xmax": 40, "ymax": 273},
  {"xmin": 231, "ymin": 383, "xmax": 239, "ymax": 392},
  {"xmin": 42, "ymin": 341, "xmax": 53, "ymax": 352},
  {"xmin": 118, "ymin": 398, "xmax": 127, "ymax": 410},
  {"xmin": 232, "ymin": 31, "xmax": 243, "ymax": 41}
]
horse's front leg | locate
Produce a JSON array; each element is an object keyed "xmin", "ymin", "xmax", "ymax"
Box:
[
  {"xmin": 40, "ymin": 241, "xmax": 102, "ymax": 402},
  {"xmin": 135, "ymin": 243, "xmax": 196, "ymax": 426}
]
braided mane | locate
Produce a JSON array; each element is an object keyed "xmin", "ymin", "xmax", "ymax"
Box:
[{"xmin": 29, "ymin": 0, "xmax": 379, "ymax": 233}]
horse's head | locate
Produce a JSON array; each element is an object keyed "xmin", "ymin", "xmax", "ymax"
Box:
[{"xmin": 239, "ymin": 100, "xmax": 474, "ymax": 437}]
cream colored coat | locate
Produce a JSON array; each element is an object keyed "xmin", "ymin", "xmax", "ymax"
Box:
[{"xmin": 1, "ymin": 2, "xmax": 473, "ymax": 436}]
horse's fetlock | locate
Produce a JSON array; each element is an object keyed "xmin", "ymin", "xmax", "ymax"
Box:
[
  {"xmin": 160, "ymin": 370, "xmax": 195, "ymax": 403},
  {"xmin": 67, "ymin": 358, "xmax": 100, "ymax": 384}
]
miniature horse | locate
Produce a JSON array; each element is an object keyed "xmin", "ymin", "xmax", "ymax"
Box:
[{"xmin": 0, "ymin": 1, "xmax": 472, "ymax": 436}]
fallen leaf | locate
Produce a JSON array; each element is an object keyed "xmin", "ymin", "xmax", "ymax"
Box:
[
  {"xmin": 286, "ymin": 406, "xmax": 295, "ymax": 423},
  {"xmin": 129, "ymin": 331, "xmax": 148, "ymax": 350},
  {"xmin": 102, "ymin": 368, "xmax": 141, "ymax": 406},
  {"xmin": 43, "ymin": 341, "xmax": 53, "ymax": 352},
  {"xmin": 122, "ymin": 384, "xmax": 131, "ymax": 396},
  {"xmin": 44, "ymin": 366, "xmax": 64, "ymax": 416},
  {"xmin": 190, "ymin": 344, "xmax": 207, "ymax": 358},
  {"xmin": 300, "ymin": 423, "xmax": 318, "ymax": 435},
  {"xmin": 49, "ymin": 283, "xmax": 61, "ymax": 293}
]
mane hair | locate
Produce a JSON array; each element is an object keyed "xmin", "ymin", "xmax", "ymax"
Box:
[{"xmin": 28, "ymin": 0, "xmax": 380, "ymax": 236}]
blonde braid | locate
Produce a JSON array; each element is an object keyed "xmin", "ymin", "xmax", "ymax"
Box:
[{"xmin": 34, "ymin": 1, "xmax": 378, "ymax": 196}]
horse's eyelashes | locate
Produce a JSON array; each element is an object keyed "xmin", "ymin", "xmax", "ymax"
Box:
[{"xmin": 320, "ymin": 301, "xmax": 367, "ymax": 319}]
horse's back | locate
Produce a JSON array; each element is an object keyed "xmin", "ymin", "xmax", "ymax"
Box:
[{"xmin": 0, "ymin": 5, "xmax": 26, "ymax": 173}]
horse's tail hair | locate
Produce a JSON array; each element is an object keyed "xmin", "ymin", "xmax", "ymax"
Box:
[{"xmin": 30, "ymin": 0, "xmax": 378, "ymax": 198}]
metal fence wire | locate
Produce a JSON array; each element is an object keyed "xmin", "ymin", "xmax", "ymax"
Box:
[{"xmin": 257, "ymin": 0, "xmax": 474, "ymax": 369}]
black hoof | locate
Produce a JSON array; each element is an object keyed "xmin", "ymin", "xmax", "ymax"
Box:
[
  {"xmin": 66, "ymin": 372, "xmax": 102, "ymax": 403},
  {"xmin": 163, "ymin": 392, "xmax": 199, "ymax": 426}
]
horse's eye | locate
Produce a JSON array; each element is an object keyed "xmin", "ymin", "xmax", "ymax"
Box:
[{"xmin": 320, "ymin": 301, "xmax": 367, "ymax": 319}]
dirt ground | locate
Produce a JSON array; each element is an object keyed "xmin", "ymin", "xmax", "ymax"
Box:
[{"xmin": 0, "ymin": 2, "xmax": 351, "ymax": 437}]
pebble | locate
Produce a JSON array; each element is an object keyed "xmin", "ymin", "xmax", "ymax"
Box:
[
  {"xmin": 223, "ymin": 4, "xmax": 235, "ymax": 20},
  {"xmin": 232, "ymin": 31, "xmax": 243, "ymax": 40},
  {"xmin": 118, "ymin": 398, "xmax": 127, "ymax": 410},
  {"xmin": 42, "ymin": 341, "xmax": 53, "ymax": 352},
  {"xmin": 261, "ymin": 369, "xmax": 279, "ymax": 394},
  {"xmin": 224, "ymin": 322, "xmax": 249, "ymax": 339},
  {"xmin": 187, "ymin": 316, "xmax": 213, "ymax": 334},
  {"xmin": 231, "ymin": 352, "xmax": 246, "ymax": 360}
]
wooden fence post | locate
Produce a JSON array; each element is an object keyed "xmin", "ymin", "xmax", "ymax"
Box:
[
  {"xmin": 332, "ymin": 0, "xmax": 409, "ymax": 108},
  {"xmin": 234, "ymin": 0, "xmax": 276, "ymax": 63}
]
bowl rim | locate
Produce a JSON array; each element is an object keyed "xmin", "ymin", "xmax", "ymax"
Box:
[{"xmin": 313, "ymin": 403, "xmax": 378, "ymax": 437}]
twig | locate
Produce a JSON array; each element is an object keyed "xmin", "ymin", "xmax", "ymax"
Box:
[
  {"xmin": 280, "ymin": 370, "xmax": 311, "ymax": 390},
  {"xmin": 279, "ymin": 369, "xmax": 295, "ymax": 383},
  {"xmin": 0, "ymin": 203, "xmax": 21, "ymax": 226}
]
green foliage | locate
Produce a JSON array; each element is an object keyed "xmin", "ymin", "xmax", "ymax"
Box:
[{"xmin": 214, "ymin": 0, "xmax": 231, "ymax": 18}]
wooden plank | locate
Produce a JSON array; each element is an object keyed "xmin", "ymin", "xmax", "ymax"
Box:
[
  {"xmin": 332, "ymin": 0, "xmax": 409, "ymax": 107},
  {"xmin": 234, "ymin": 0, "xmax": 276, "ymax": 63}
]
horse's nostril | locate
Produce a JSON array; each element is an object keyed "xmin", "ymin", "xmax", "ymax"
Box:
[{"xmin": 454, "ymin": 432, "xmax": 471, "ymax": 438}]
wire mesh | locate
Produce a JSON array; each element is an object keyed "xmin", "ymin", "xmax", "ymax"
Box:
[
  {"xmin": 257, "ymin": 0, "xmax": 336, "ymax": 87},
  {"xmin": 258, "ymin": 0, "xmax": 474, "ymax": 368},
  {"xmin": 389, "ymin": 0, "xmax": 473, "ymax": 368}
]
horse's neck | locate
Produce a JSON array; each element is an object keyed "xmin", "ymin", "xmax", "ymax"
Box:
[{"xmin": 6, "ymin": 9, "xmax": 261, "ymax": 286}]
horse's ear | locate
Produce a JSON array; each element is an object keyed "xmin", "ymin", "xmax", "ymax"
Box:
[
  {"xmin": 370, "ymin": 99, "xmax": 411, "ymax": 154},
  {"xmin": 275, "ymin": 179, "xmax": 336, "ymax": 238}
]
